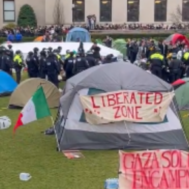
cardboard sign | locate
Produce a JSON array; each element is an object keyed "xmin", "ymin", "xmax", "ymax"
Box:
[
  {"xmin": 80, "ymin": 90, "xmax": 174, "ymax": 124},
  {"xmin": 119, "ymin": 150, "xmax": 189, "ymax": 189}
]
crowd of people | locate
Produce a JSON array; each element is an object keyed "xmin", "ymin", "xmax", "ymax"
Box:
[
  {"xmin": 127, "ymin": 38, "xmax": 189, "ymax": 83},
  {"xmin": 1, "ymin": 23, "xmax": 189, "ymax": 39},
  {"xmin": 1, "ymin": 34, "xmax": 189, "ymax": 86},
  {"xmin": 0, "ymin": 42, "xmax": 117, "ymax": 87}
]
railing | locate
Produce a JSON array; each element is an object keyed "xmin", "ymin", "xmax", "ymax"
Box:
[{"xmin": 90, "ymin": 29, "xmax": 189, "ymax": 35}]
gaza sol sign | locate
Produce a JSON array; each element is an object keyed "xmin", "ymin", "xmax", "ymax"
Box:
[{"xmin": 119, "ymin": 150, "xmax": 189, "ymax": 189}]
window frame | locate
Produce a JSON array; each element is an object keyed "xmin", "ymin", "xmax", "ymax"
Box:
[
  {"xmin": 154, "ymin": 0, "xmax": 167, "ymax": 22},
  {"xmin": 72, "ymin": 0, "xmax": 85, "ymax": 22},
  {"xmin": 99, "ymin": 0, "xmax": 112, "ymax": 22},
  {"xmin": 182, "ymin": 0, "xmax": 189, "ymax": 21},
  {"xmin": 3, "ymin": 0, "xmax": 15, "ymax": 22},
  {"xmin": 127, "ymin": 0, "xmax": 140, "ymax": 22}
]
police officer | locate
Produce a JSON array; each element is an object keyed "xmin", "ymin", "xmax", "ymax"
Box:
[
  {"xmin": 13, "ymin": 50, "xmax": 24, "ymax": 83},
  {"xmin": 39, "ymin": 51, "xmax": 47, "ymax": 79},
  {"xmin": 86, "ymin": 51, "xmax": 97, "ymax": 67},
  {"xmin": 26, "ymin": 51, "xmax": 38, "ymax": 78},
  {"xmin": 33, "ymin": 47, "xmax": 39, "ymax": 76},
  {"xmin": 149, "ymin": 48, "xmax": 164, "ymax": 79},
  {"xmin": 169, "ymin": 53, "xmax": 182, "ymax": 83},
  {"xmin": 90, "ymin": 42, "xmax": 101, "ymax": 61},
  {"xmin": 0, "ymin": 49, "xmax": 12, "ymax": 75},
  {"xmin": 47, "ymin": 47, "xmax": 53, "ymax": 57},
  {"xmin": 182, "ymin": 50, "xmax": 189, "ymax": 77},
  {"xmin": 45, "ymin": 52, "xmax": 60, "ymax": 87},
  {"xmin": 7, "ymin": 45, "xmax": 14, "ymax": 75},
  {"xmin": 57, "ymin": 46, "xmax": 62, "ymax": 54},
  {"xmin": 73, "ymin": 52, "xmax": 89, "ymax": 75},
  {"xmin": 64, "ymin": 51, "xmax": 75, "ymax": 80},
  {"xmin": 7, "ymin": 45, "xmax": 14, "ymax": 60}
]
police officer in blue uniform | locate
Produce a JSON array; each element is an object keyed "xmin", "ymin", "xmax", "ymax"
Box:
[
  {"xmin": 64, "ymin": 51, "xmax": 75, "ymax": 80},
  {"xmin": 45, "ymin": 52, "xmax": 60, "ymax": 87},
  {"xmin": 73, "ymin": 52, "xmax": 89, "ymax": 75},
  {"xmin": 149, "ymin": 48, "xmax": 165, "ymax": 79},
  {"xmin": 26, "ymin": 51, "xmax": 39, "ymax": 78},
  {"xmin": 0, "ymin": 49, "xmax": 12, "ymax": 75},
  {"xmin": 39, "ymin": 50, "xmax": 47, "ymax": 79}
]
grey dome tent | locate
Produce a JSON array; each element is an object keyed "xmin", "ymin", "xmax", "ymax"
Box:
[{"xmin": 55, "ymin": 62, "xmax": 188, "ymax": 150}]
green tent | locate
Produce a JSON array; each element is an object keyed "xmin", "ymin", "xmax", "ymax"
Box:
[
  {"xmin": 173, "ymin": 78, "xmax": 189, "ymax": 110},
  {"xmin": 112, "ymin": 39, "xmax": 126, "ymax": 58}
]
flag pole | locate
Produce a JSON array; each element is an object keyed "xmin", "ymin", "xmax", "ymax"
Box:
[{"xmin": 50, "ymin": 116, "xmax": 60, "ymax": 151}]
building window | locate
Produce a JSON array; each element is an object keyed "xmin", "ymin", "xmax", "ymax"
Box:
[
  {"xmin": 100, "ymin": 0, "xmax": 112, "ymax": 22},
  {"xmin": 127, "ymin": 0, "xmax": 140, "ymax": 22},
  {"xmin": 3, "ymin": 0, "xmax": 15, "ymax": 22},
  {"xmin": 154, "ymin": 0, "xmax": 167, "ymax": 22},
  {"xmin": 72, "ymin": 0, "xmax": 85, "ymax": 22},
  {"xmin": 182, "ymin": 0, "xmax": 189, "ymax": 21}
]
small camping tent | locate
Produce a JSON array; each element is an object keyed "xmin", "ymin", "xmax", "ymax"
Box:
[
  {"xmin": 164, "ymin": 33, "xmax": 189, "ymax": 46},
  {"xmin": 55, "ymin": 62, "xmax": 188, "ymax": 151},
  {"xmin": 172, "ymin": 78, "xmax": 189, "ymax": 110},
  {"xmin": 9, "ymin": 78, "xmax": 60, "ymax": 108},
  {"xmin": 65, "ymin": 27, "xmax": 91, "ymax": 42},
  {"xmin": 0, "ymin": 71, "xmax": 17, "ymax": 96}
]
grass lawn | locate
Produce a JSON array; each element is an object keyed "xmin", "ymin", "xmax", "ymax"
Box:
[
  {"xmin": 0, "ymin": 72, "xmax": 118, "ymax": 189},
  {"xmin": 0, "ymin": 72, "xmax": 189, "ymax": 189}
]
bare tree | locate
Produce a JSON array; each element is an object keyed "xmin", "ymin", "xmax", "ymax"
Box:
[
  {"xmin": 53, "ymin": 0, "xmax": 64, "ymax": 24},
  {"xmin": 170, "ymin": 5, "xmax": 182, "ymax": 24}
]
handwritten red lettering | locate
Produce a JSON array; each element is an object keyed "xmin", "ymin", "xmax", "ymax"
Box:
[
  {"xmin": 135, "ymin": 106, "xmax": 142, "ymax": 120},
  {"xmin": 121, "ymin": 150, "xmax": 189, "ymax": 189},
  {"xmin": 101, "ymin": 96, "xmax": 105, "ymax": 107},
  {"xmin": 122, "ymin": 154, "xmax": 135, "ymax": 170},
  {"xmin": 150, "ymin": 152, "xmax": 160, "ymax": 168},
  {"xmin": 114, "ymin": 106, "xmax": 120, "ymax": 119},
  {"xmin": 154, "ymin": 92, "xmax": 163, "ymax": 104},
  {"xmin": 130, "ymin": 92, "xmax": 137, "ymax": 104},
  {"xmin": 115, "ymin": 92, "xmax": 123, "ymax": 105},
  {"xmin": 162, "ymin": 151, "xmax": 172, "ymax": 168},
  {"xmin": 146, "ymin": 92, "xmax": 153, "ymax": 104},
  {"xmin": 171, "ymin": 150, "xmax": 180, "ymax": 168},
  {"xmin": 91, "ymin": 96, "xmax": 100, "ymax": 108},
  {"xmin": 107, "ymin": 94, "xmax": 116, "ymax": 106},
  {"xmin": 137, "ymin": 92, "xmax": 145, "ymax": 104},
  {"xmin": 113, "ymin": 105, "xmax": 142, "ymax": 120}
]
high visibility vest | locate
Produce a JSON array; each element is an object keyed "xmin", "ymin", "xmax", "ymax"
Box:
[
  {"xmin": 65, "ymin": 54, "xmax": 70, "ymax": 59},
  {"xmin": 150, "ymin": 53, "xmax": 164, "ymax": 61},
  {"xmin": 57, "ymin": 54, "xmax": 61, "ymax": 60},
  {"xmin": 183, "ymin": 52, "xmax": 189, "ymax": 60},
  {"xmin": 13, "ymin": 55, "xmax": 22, "ymax": 66}
]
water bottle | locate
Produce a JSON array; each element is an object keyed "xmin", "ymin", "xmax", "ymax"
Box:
[
  {"xmin": 104, "ymin": 178, "xmax": 118, "ymax": 189},
  {"xmin": 19, "ymin": 173, "xmax": 32, "ymax": 181}
]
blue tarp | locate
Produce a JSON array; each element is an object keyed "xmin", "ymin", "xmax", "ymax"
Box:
[
  {"xmin": 66, "ymin": 27, "xmax": 91, "ymax": 42},
  {"xmin": 0, "ymin": 71, "xmax": 17, "ymax": 96}
]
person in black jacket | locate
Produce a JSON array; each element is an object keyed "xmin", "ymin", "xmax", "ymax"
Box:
[
  {"xmin": 169, "ymin": 53, "xmax": 182, "ymax": 83},
  {"xmin": 90, "ymin": 42, "xmax": 101, "ymax": 61},
  {"xmin": 73, "ymin": 52, "xmax": 89, "ymax": 75},
  {"xmin": 45, "ymin": 52, "xmax": 60, "ymax": 87},
  {"xmin": 64, "ymin": 51, "xmax": 75, "ymax": 80},
  {"xmin": 0, "ymin": 49, "xmax": 12, "ymax": 75},
  {"xmin": 26, "ymin": 51, "xmax": 39, "ymax": 78},
  {"xmin": 39, "ymin": 51, "xmax": 47, "ymax": 79}
]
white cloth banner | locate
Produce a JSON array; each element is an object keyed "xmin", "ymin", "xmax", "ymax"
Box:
[{"xmin": 79, "ymin": 90, "xmax": 174, "ymax": 124}]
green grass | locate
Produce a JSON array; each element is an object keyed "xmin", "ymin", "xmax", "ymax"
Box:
[
  {"xmin": 0, "ymin": 72, "xmax": 189, "ymax": 189},
  {"xmin": 0, "ymin": 72, "xmax": 118, "ymax": 189}
]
